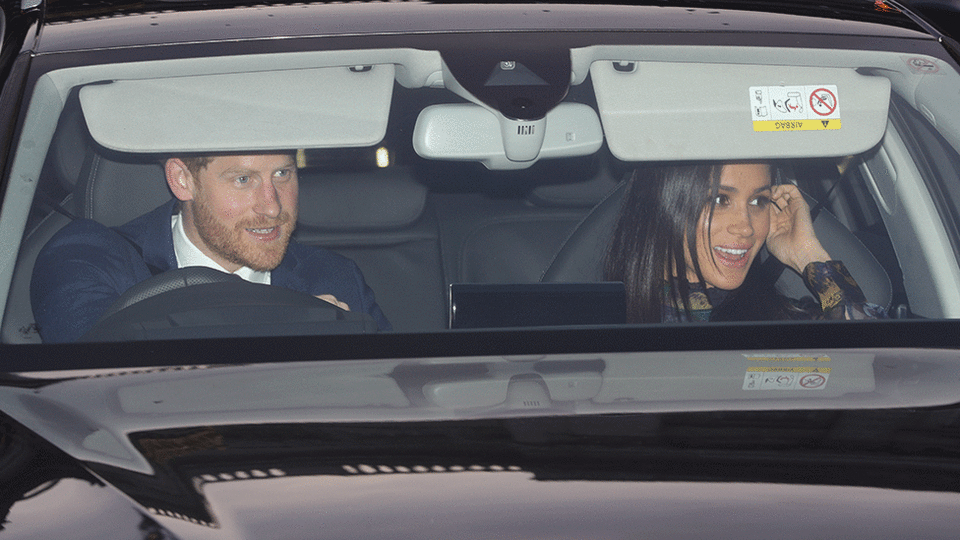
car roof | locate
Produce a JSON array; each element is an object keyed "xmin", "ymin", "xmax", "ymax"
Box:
[
  {"xmin": 31, "ymin": 0, "xmax": 932, "ymax": 55},
  {"xmin": 36, "ymin": 0, "xmax": 928, "ymax": 26}
]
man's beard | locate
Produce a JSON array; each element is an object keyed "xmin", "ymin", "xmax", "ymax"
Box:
[{"xmin": 191, "ymin": 198, "xmax": 295, "ymax": 272}]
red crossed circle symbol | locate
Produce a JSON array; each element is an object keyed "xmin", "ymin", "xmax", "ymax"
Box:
[{"xmin": 809, "ymin": 88, "xmax": 837, "ymax": 117}]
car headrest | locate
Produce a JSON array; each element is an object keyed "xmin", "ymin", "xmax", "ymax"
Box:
[
  {"xmin": 527, "ymin": 168, "xmax": 620, "ymax": 208},
  {"xmin": 75, "ymin": 151, "xmax": 171, "ymax": 227},
  {"xmin": 540, "ymin": 180, "xmax": 626, "ymax": 282},
  {"xmin": 542, "ymin": 181, "xmax": 893, "ymax": 310},
  {"xmin": 73, "ymin": 142, "xmax": 427, "ymax": 231},
  {"xmin": 297, "ymin": 168, "xmax": 427, "ymax": 231},
  {"xmin": 48, "ymin": 103, "xmax": 92, "ymax": 192}
]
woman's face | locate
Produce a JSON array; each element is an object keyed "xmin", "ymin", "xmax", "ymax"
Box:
[{"xmin": 687, "ymin": 163, "xmax": 773, "ymax": 289}]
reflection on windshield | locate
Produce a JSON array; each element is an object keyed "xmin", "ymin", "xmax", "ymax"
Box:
[{"xmin": 4, "ymin": 348, "xmax": 960, "ymax": 537}]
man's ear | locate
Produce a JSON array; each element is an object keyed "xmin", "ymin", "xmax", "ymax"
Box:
[{"xmin": 166, "ymin": 158, "xmax": 196, "ymax": 201}]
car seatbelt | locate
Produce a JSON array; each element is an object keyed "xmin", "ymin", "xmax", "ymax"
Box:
[{"xmin": 35, "ymin": 190, "xmax": 79, "ymax": 221}]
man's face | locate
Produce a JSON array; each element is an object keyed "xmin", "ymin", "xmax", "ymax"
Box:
[{"xmin": 175, "ymin": 154, "xmax": 298, "ymax": 272}]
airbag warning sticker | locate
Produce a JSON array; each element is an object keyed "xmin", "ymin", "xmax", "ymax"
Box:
[
  {"xmin": 750, "ymin": 86, "xmax": 840, "ymax": 132},
  {"xmin": 742, "ymin": 354, "xmax": 831, "ymax": 390}
]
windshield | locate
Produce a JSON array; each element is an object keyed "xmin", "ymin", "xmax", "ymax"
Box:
[{"xmin": 0, "ymin": 4, "xmax": 957, "ymax": 347}]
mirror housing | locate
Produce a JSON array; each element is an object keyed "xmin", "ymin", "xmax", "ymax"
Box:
[{"xmin": 413, "ymin": 102, "xmax": 603, "ymax": 170}]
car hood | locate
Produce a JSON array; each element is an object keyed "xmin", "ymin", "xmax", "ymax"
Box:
[{"xmin": 4, "ymin": 347, "xmax": 960, "ymax": 537}]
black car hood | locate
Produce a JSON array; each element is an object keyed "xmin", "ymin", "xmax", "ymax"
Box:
[{"xmin": 4, "ymin": 348, "xmax": 960, "ymax": 537}]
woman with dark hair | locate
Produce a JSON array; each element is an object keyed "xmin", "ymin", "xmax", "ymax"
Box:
[{"xmin": 604, "ymin": 162, "xmax": 884, "ymax": 323}]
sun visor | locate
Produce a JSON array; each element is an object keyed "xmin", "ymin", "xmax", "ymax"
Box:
[
  {"xmin": 592, "ymin": 62, "xmax": 890, "ymax": 161},
  {"xmin": 80, "ymin": 65, "xmax": 395, "ymax": 153}
]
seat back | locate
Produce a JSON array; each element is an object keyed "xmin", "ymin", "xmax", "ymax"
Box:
[
  {"xmin": 438, "ymin": 159, "xmax": 621, "ymax": 288},
  {"xmin": 540, "ymin": 180, "xmax": 627, "ymax": 284},
  {"xmin": 293, "ymin": 169, "xmax": 444, "ymax": 332},
  {"xmin": 3, "ymin": 117, "xmax": 171, "ymax": 343}
]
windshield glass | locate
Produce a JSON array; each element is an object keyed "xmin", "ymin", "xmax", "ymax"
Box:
[{"xmin": 1, "ymin": 4, "xmax": 958, "ymax": 346}]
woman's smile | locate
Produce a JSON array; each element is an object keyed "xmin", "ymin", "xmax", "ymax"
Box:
[{"xmin": 713, "ymin": 244, "xmax": 753, "ymax": 268}]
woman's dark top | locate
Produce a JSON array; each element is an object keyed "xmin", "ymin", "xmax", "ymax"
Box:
[{"xmin": 660, "ymin": 261, "xmax": 886, "ymax": 322}]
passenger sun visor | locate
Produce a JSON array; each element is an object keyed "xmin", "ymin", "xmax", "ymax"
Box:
[
  {"xmin": 79, "ymin": 65, "xmax": 395, "ymax": 153},
  {"xmin": 592, "ymin": 62, "xmax": 891, "ymax": 161}
]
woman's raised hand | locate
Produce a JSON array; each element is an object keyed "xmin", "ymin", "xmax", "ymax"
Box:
[{"xmin": 766, "ymin": 184, "xmax": 831, "ymax": 273}]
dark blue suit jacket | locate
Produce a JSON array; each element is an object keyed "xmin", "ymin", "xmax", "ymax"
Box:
[{"xmin": 31, "ymin": 199, "xmax": 390, "ymax": 342}]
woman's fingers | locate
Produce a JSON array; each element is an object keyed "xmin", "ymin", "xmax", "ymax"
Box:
[{"xmin": 766, "ymin": 184, "xmax": 831, "ymax": 272}]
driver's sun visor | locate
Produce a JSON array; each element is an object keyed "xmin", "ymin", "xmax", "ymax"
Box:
[
  {"xmin": 79, "ymin": 65, "xmax": 395, "ymax": 153},
  {"xmin": 592, "ymin": 62, "xmax": 890, "ymax": 161}
]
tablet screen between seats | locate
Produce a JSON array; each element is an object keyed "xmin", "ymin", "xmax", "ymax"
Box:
[{"xmin": 449, "ymin": 282, "xmax": 626, "ymax": 329}]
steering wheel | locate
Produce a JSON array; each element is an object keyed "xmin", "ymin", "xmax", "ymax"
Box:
[{"xmin": 81, "ymin": 267, "xmax": 377, "ymax": 341}]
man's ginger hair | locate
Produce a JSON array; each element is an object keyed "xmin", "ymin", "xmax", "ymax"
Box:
[{"xmin": 179, "ymin": 156, "xmax": 214, "ymax": 181}]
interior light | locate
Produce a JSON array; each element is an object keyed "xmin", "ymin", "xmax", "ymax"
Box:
[{"xmin": 376, "ymin": 146, "xmax": 390, "ymax": 168}]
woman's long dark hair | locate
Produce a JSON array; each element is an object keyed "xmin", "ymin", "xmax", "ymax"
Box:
[{"xmin": 604, "ymin": 163, "xmax": 810, "ymax": 323}]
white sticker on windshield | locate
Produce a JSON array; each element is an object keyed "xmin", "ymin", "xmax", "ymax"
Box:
[
  {"xmin": 905, "ymin": 57, "xmax": 940, "ymax": 75},
  {"xmin": 742, "ymin": 354, "xmax": 831, "ymax": 390},
  {"xmin": 750, "ymin": 85, "xmax": 840, "ymax": 132},
  {"xmin": 743, "ymin": 370, "xmax": 829, "ymax": 390}
]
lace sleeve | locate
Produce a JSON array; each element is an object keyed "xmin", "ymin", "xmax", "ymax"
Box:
[{"xmin": 802, "ymin": 260, "xmax": 887, "ymax": 320}]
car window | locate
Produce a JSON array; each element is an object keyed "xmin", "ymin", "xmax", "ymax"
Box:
[{"xmin": 1, "ymin": 5, "xmax": 959, "ymax": 346}]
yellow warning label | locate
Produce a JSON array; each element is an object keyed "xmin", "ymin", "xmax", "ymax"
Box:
[
  {"xmin": 747, "ymin": 366, "xmax": 832, "ymax": 373},
  {"xmin": 744, "ymin": 355, "xmax": 831, "ymax": 362},
  {"xmin": 753, "ymin": 120, "xmax": 841, "ymax": 132}
]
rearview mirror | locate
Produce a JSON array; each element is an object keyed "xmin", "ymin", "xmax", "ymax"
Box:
[{"xmin": 412, "ymin": 102, "xmax": 603, "ymax": 170}]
